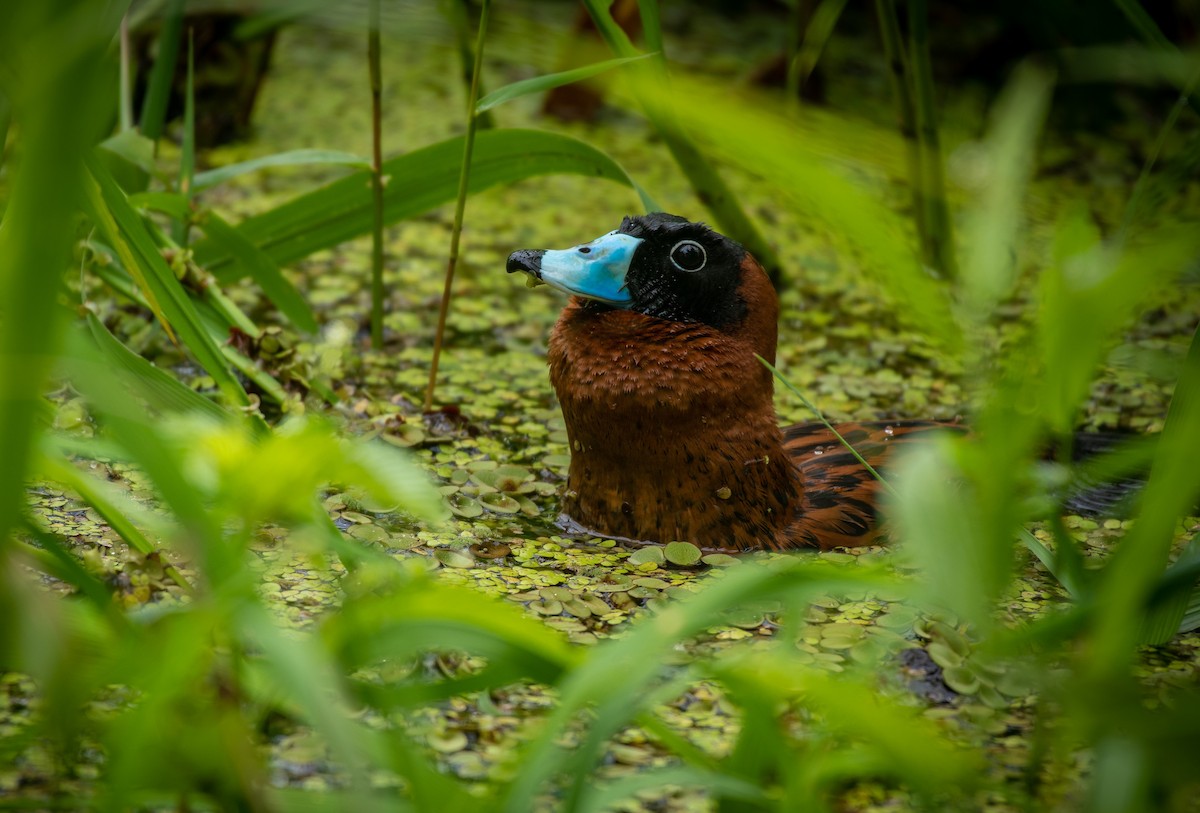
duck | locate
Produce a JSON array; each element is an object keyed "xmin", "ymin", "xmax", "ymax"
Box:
[{"xmin": 506, "ymin": 212, "xmax": 960, "ymax": 552}]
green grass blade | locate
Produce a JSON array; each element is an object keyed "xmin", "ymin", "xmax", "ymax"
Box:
[
  {"xmin": 175, "ymin": 28, "xmax": 195, "ymax": 249},
  {"xmin": 193, "ymin": 149, "xmax": 370, "ymax": 191},
  {"xmin": 1090, "ymin": 320, "xmax": 1200, "ymax": 673},
  {"xmin": 239, "ymin": 605, "xmax": 380, "ymax": 808},
  {"xmin": 324, "ymin": 575, "xmax": 576, "ymax": 676},
  {"xmin": 138, "ymin": 0, "xmax": 185, "ymax": 143},
  {"xmin": 195, "ymin": 210, "xmax": 318, "ymax": 332},
  {"xmin": 636, "ymin": 0, "xmax": 663, "ymax": 54},
  {"xmin": 0, "ymin": 1, "xmax": 116, "ymax": 555},
  {"xmin": 960, "ymin": 62, "xmax": 1053, "ymax": 313},
  {"xmin": 17, "ymin": 518, "xmax": 126, "ymax": 623},
  {"xmin": 83, "ymin": 154, "xmax": 261, "ymax": 421},
  {"xmin": 1138, "ymin": 531, "xmax": 1200, "ymax": 643},
  {"xmin": 792, "ymin": 0, "xmax": 848, "ymax": 96},
  {"xmin": 128, "ymin": 190, "xmax": 190, "ymax": 219},
  {"xmin": 86, "ymin": 311, "xmax": 230, "ymax": 420},
  {"xmin": 0, "ymin": 88, "xmax": 10, "ymax": 170},
  {"xmin": 581, "ymin": 0, "xmax": 783, "ymax": 282},
  {"xmin": 475, "ymin": 54, "xmax": 654, "ymax": 114},
  {"xmin": 906, "ymin": 0, "xmax": 958, "ymax": 280},
  {"xmin": 34, "ymin": 448, "xmax": 191, "ymax": 592},
  {"xmin": 761, "ymin": 355, "xmax": 896, "ymax": 496},
  {"xmin": 425, "ymin": 0, "xmax": 491, "ymax": 406},
  {"xmin": 192, "ymin": 129, "xmax": 647, "ymax": 274}
]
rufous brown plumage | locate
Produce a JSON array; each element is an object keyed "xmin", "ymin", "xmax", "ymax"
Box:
[{"xmin": 507, "ymin": 213, "xmax": 947, "ymax": 552}]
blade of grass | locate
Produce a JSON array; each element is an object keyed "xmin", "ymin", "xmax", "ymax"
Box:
[
  {"xmin": 760, "ymin": 355, "xmax": 896, "ymax": 495},
  {"xmin": 17, "ymin": 518, "xmax": 128, "ymax": 625},
  {"xmin": 192, "ymin": 129, "xmax": 649, "ymax": 274},
  {"xmin": 193, "ymin": 149, "xmax": 369, "ymax": 191},
  {"xmin": 368, "ymin": 0, "xmax": 385, "ymax": 348},
  {"xmin": 83, "ymin": 155, "xmax": 262, "ymax": 424},
  {"xmin": 1138, "ymin": 532, "xmax": 1200, "ymax": 643},
  {"xmin": 960, "ymin": 62, "xmax": 1053, "ymax": 314},
  {"xmin": 424, "ymin": 0, "xmax": 490, "ymax": 411},
  {"xmin": 0, "ymin": 0, "xmax": 117, "ymax": 556},
  {"xmin": 1089, "ymin": 320, "xmax": 1200, "ymax": 675},
  {"xmin": 638, "ymin": 75, "xmax": 959, "ymax": 346},
  {"xmin": 138, "ymin": 0, "xmax": 185, "ymax": 144},
  {"xmin": 195, "ymin": 210, "xmax": 318, "ymax": 333},
  {"xmin": 119, "ymin": 10, "xmax": 134, "ymax": 132},
  {"xmin": 444, "ymin": 0, "xmax": 496, "ymax": 130},
  {"xmin": 35, "ymin": 450, "xmax": 191, "ymax": 592},
  {"xmin": 176, "ymin": 28, "xmax": 195, "ymax": 248},
  {"xmin": 475, "ymin": 54, "xmax": 654, "ymax": 114},
  {"xmin": 86, "ymin": 310, "xmax": 229, "ymax": 421},
  {"xmin": 0, "ymin": 89, "xmax": 11, "ymax": 170},
  {"xmin": 906, "ymin": 0, "xmax": 958, "ymax": 280},
  {"xmin": 791, "ymin": 0, "xmax": 848, "ymax": 102}
]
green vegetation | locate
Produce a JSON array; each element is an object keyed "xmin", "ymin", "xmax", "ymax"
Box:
[{"xmin": 1, "ymin": 1, "xmax": 1199, "ymax": 812}]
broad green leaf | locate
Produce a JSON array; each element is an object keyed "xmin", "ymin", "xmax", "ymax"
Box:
[
  {"xmin": 180, "ymin": 32, "xmax": 195, "ymax": 200},
  {"xmin": 86, "ymin": 310, "xmax": 229, "ymax": 421},
  {"xmin": 83, "ymin": 154, "xmax": 260, "ymax": 420},
  {"xmin": 1091, "ymin": 321, "xmax": 1200, "ymax": 671},
  {"xmin": 128, "ymin": 191, "xmax": 190, "ymax": 220},
  {"xmin": 61, "ymin": 320, "xmax": 225, "ymax": 560},
  {"xmin": 324, "ymin": 573, "xmax": 576, "ymax": 676},
  {"xmin": 97, "ymin": 128, "xmax": 155, "ymax": 192},
  {"xmin": 1138, "ymin": 532, "xmax": 1200, "ymax": 643},
  {"xmin": 0, "ymin": 1, "xmax": 117, "ymax": 555},
  {"xmin": 475, "ymin": 54, "xmax": 654, "ymax": 114},
  {"xmin": 960, "ymin": 63, "xmax": 1052, "ymax": 312},
  {"xmin": 195, "ymin": 210, "xmax": 318, "ymax": 332},
  {"xmin": 192, "ymin": 148, "xmax": 370, "ymax": 191},
  {"xmin": 192, "ymin": 129, "xmax": 649, "ymax": 275},
  {"xmin": 17, "ymin": 520, "xmax": 124, "ymax": 624}
]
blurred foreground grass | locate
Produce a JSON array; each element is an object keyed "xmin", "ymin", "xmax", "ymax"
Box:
[{"xmin": 2, "ymin": 2, "xmax": 1200, "ymax": 811}]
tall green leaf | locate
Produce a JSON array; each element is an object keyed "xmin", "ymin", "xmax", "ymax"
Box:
[
  {"xmin": 0, "ymin": 0, "xmax": 120, "ymax": 557},
  {"xmin": 474, "ymin": 54, "xmax": 654, "ymax": 114},
  {"xmin": 195, "ymin": 211, "xmax": 318, "ymax": 332},
  {"xmin": 138, "ymin": 0, "xmax": 185, "ymax": 143},
  {"xmin": 83, "ymin": 155, "xmax": 261, "ymax": 423},
  {"xmin": 193, "ymin": 148, "xmax": 369, "ymax": 191},
  {"xmin": 193, "ymin": 129, "xmax": 651, "ymax": 275}
]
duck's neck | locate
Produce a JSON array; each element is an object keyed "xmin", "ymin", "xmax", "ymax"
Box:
[{"xmin": 547, "ymin": 298, "xmax": 803, "ymax": 552}]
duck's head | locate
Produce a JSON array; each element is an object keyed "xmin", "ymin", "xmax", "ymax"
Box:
[{"xmin": 506, "ymin": 213, "xmax": 773, "ymax": 341}]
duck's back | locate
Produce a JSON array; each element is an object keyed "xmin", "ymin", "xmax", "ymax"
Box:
[{"xmin": 780, "ymin": 420, "xmax": 955, "ymax": 549}]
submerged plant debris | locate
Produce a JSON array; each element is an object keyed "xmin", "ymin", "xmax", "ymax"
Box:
[{"xmin": 7, "ymin": 3, "xmax": 1200, "ymax": 811}]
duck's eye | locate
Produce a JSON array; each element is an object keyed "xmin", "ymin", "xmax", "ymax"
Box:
[{"xmin": 669, "ymin": 240, "xmax": 706, "ymax": 272}]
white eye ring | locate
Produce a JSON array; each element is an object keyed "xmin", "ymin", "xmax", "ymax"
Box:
[{"xmin": 669, "ymin": 239, "xmax": 706, "ymax": 272}]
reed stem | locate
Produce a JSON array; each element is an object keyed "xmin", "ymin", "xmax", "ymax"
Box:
[
  {"xmin": 424, "ymin": 0, "xmax": 490, "ymax": 412},
  {"xmin": 368, "ymin": 0, "xmax": 385, "ymax": 348}
]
